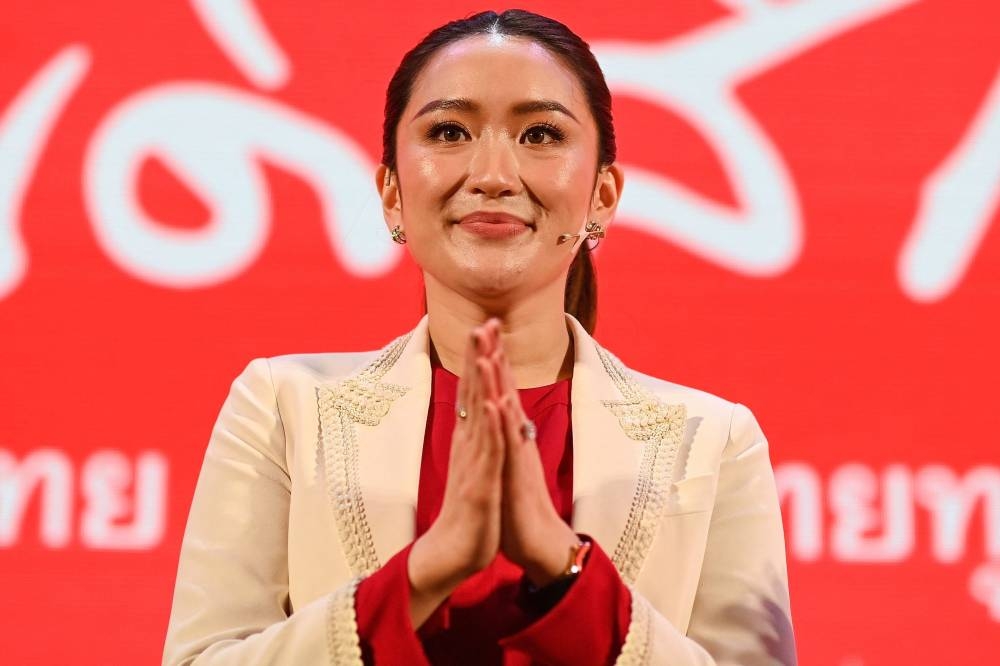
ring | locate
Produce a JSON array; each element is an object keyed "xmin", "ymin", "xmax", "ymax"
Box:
[
  {"xmin": 456, "ymin": 404, "xmax": 468, "ymax": 420},
  {"xmin": 520, "ymin": 418, "xmax": 537, "ymax": 441}
]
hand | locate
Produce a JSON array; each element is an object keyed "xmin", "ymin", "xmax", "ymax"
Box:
[
  {"xmin": 407, "ymin": 323, "xmax": 506, "ymax": 627},
  {"xmin": 479, "ymin": 320, "xmax": 581, "ymax": 588}
]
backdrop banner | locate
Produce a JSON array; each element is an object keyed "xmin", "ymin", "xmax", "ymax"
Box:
[{"xmin": 2, "ymin": 1, "xmax": 999, "ymax": 663}]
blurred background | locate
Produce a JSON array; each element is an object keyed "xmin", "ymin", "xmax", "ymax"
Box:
[{"xmin": 2, "ymin": 1, "xmax": 999, "ymax": 663}]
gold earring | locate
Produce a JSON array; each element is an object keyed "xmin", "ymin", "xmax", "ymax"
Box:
[
  {"xmin": 584, "ymin": 221, "xmax": 605, "ymax": 249},
  {"xmin": 390, "ymin": 225, "xmax": 407, "ymax": 244}
]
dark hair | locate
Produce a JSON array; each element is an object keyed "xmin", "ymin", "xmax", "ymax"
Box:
[{"xmin": 381, "ymin": 9, "xmax": 616, "ymax": 335}]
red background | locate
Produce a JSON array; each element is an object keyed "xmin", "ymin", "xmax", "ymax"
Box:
[{"xmin": 2, "ymin": 1, "xmax": 999, "ymax": 663}]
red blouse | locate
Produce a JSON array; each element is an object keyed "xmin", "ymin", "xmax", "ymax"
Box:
[{"xmin": 354, "ymin": 356, "xmax": 632, "ymax": 664}]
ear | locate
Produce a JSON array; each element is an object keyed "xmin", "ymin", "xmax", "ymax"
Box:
[
  {"xmin": 375, "ymin": 164, "xmax": 402, "ymax": 233},
  {"xmin": 590, "ymin": 163, "xmax": 624, "ymax": 232}
]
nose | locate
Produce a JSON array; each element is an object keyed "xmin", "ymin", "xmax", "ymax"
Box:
[{"xmin": 465, "ymin": 131, "xmax": 522, "ymax": 198}]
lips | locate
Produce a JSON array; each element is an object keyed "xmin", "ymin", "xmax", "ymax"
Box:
[
  {"xmin": 458, "ymin": 212, "xmax": 531, "ymax": 227},
  {"xmin": 456, "ymin": 211, "xmax": 532, "ymax": 239}
]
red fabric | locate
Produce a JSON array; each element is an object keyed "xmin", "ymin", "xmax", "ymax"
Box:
[{"xmin": 354, "ymin": 357, "xmax": 632, "ymax": 664}]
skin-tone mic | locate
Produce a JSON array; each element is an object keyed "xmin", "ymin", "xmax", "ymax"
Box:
[{"xmin": 557, "ymin": 221, "xmax": 605, "ymax": 247}]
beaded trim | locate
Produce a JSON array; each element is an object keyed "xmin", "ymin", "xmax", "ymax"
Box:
[
  {"xmin": 316, "ymin": 331, "xmax": 413, "ymax": 576},
  {"xmin": 325, "ymin": 576, "xmax": 363, "ymax": 665},
  {"xmin": 615, "ymin": 584, "xmax": 653, "ymax": 665},
  {"xmin": 595, "ymin": 344, "xmax": 687, "ymax": 585}
]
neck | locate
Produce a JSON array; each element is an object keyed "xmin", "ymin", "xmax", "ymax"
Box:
[{"xmin": 424, "ymin": 273, "xmax": 574, "ymax": 389}]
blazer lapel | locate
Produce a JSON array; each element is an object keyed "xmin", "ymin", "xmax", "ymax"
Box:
[
  {"xmin": 316, "ymin": 313, "xmax": 686, "ymax": 585},
  {"xmin": 315, "ymin": 315, "xmax": 432, "ymax": 577},
  {"xmin": 566, "ymin": 314, "xmax": 687, "ymax": 585}
]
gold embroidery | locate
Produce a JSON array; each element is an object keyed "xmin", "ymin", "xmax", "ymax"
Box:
[
  {"xmin": 317, "ymin": 332, "xmax": 412, "ymax": 576},
  {"xmin": 326, "ymin": 576, "xmax": 364, "ymax": 665},
  {"xmin": 615, "ymin": 585, "xmax": 653, "ymax": 665},
  {"xmin": 595, "ymin": 345, "xmax": 687, "ymax": 584}
]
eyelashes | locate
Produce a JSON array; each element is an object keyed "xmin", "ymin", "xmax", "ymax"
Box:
[
  {"xmin": 523, "ymin": 122, "xmax": 566, "ymax": 144},
  {"xmin": 425, "ymin": 121, "xmax": 566, "ymax": 145},
  {"xmin": 426, "ymin": 122, "xmax": 468, "ymax": 143}
]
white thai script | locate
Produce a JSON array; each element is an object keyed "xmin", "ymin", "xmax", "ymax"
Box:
[
  {"xmin": 776, "ymin": 461, "xmax": 1000, "ymax": 621},
  {"xmin": 0, "ymin": 448, "xmax": 167, "ymax": 550},
  {"xmin": 1, "ymin": 0, "xmax": 997, "ymax": 301}
]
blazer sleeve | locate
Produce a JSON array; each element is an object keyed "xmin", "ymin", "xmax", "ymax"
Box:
[
  {"xmin": 612, "ymin": 402, "xmax": 798, "ymax": 666},
  {"xmin": 162, "ymin": 358, "xmax": 367, "ymax": 666}
]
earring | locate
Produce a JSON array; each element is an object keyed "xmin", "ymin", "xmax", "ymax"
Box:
[
  {"xmin": 584, "ymin": 221, "xmax": 605, "ymax": 249},
  {"xmin": 390, "ymin": 225, "xmax": 407, "ymax": 244}
]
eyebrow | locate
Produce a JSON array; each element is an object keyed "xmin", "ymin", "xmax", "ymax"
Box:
[{"xmin": 411, "ymin": 97, "xmax": 580, "ymax": 124}]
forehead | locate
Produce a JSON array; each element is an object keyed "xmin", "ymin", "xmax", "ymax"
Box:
[{"xmin": 408, "ymin": 34, "xmax": 587, "ymax": 116}]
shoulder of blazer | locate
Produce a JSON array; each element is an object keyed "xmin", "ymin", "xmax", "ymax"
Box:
[
  {"xmin": 621, "ymin": 362, "xmax": 762, "ymax": 466},
  {"xmin": 257, "ymin": 349, "xmax": 385, "ymax": 391},
  {"xmin": 610, "ymin": 356, "xmax": 738, "ymax": 428}
]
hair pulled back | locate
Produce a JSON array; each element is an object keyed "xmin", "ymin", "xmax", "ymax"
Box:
[{"xmin": 382, "ymin": 9, "xmax": 616, "ymax": 334}]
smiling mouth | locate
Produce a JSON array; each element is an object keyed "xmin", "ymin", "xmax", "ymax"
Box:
[
  {"xmin": 456, "ymin": 211, "xmax": 534, "ymax": 228},
  {"xmin": 454, "ymin": 211, "xmax": 533, "ymax": 239}
]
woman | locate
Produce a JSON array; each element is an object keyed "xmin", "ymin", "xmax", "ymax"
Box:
[{"xmin": 163, "ymin": 9, "xmax": 796, "ymax": 666}]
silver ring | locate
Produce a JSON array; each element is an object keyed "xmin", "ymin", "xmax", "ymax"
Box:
[
  {"xmin": 456, "ymin": 404, "xmax": 468, "ymax": 420},
  {"xmin": 520, "ymin": 418, "xmax": 537, "ymax": 441}
]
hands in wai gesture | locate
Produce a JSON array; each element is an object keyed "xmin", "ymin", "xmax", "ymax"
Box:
[{"xmin": 407, "ymin": 318, "xmax": 583, "ymax": 628}]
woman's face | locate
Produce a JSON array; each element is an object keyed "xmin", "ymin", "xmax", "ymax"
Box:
[{"xmin": 378, "ymin": 34, "xmax": 622, "ymax": 303}]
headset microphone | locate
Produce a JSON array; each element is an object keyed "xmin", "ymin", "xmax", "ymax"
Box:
[{"xmin": 556, "ymin": 215, "xmax": 591, "ymax": 252}]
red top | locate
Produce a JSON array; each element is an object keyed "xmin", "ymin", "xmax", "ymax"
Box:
[{"xmin": 354, "ymin": 355, "xmax": 632, "ymax": 665}]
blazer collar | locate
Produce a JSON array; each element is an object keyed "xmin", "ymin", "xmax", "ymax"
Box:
[{"xmin": 316, "ymin": 312, "xmax": 686, "ymax": 585}]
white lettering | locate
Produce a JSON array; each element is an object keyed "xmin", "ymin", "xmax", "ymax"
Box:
[
  {"xmin": 188, "ymin": 0, "xmax": 290, "ymax": 90},
  {"xmin": 830, "ymin": 463, "xmax": 914, "ymax": 562},
  {"xmin": 80, "ymin": 450, "xmax": 168, "ymax": 550},
  {"xmin": 915, "ymin": 465, "xmax": 1000, "ymax": 562},
  {"xmin": 899, "ymin": 67, "xmax": 1000, "ymax": 302},
  {"xmin": 775, "ymin": 462, "xmax": 823, "ymax": 560},
  {"xmin": 0, "ymin": 448, "xmax": 73, "ymax": 548},
  {"xmin": 83, "ymin": 83, "xmax": 395, "ymax": 287},
  {"xmin": 0, "ymin": 46, "xmax": 90, "ymax": 300},
  {"xmin": 593, "ymin": 0, "xmax": 916, "ymax": 275},
  {"xmin": 0, "ymin": 448, "xmax": 168, "ymax": 550}
]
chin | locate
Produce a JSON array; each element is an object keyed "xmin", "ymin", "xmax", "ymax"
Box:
[{"xmin": 454, "ymin": 264, "xmax": 528, "ymax": 298}]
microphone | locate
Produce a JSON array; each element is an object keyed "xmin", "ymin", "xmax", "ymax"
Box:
[{"xmin": 557, "ymin": 220, "xmax": 604, "ymax": 248}]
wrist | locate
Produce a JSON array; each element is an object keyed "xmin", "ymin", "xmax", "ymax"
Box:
[
  {"xmin": 522, "ymin": 522, "xmax": 581, "ymax": 587},
  {"xmin": 409, "ymin": 527, "xmax": 467, "ymax": 597}
]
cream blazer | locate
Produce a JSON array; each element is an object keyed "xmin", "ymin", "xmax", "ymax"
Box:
[{"xmin": 163, "ymin": 313, "xmax": 797, "ymax": 665}]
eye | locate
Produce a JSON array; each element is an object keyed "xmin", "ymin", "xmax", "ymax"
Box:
[
  {"xmin": 521, "ymin": 122, "xmax": 565, "ymax": 145},
  {"xmin": 427, "ymin": 122, "xmax": 470, "ymax": 143}
]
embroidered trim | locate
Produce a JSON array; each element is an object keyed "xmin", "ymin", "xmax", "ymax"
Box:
[
  {"xmin": 326, "ymin": 576, "xmax": 364, "ymax": 665},
  {"xmin": 615, "ymin": 585, "xmax": 653, "ymax": 665},
  {"xmin": 317, "ymin": 332, "xmax": 413, "ymax": 576},
  {"xmin": 595, "ymin": 344, "xmax": 687, "ymax": 584}
]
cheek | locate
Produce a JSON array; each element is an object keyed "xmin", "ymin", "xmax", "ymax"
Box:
[
  {"xmin": 397, "ymin": 145, "xmax": 461, "ymax": 196},
  {"xmin": 527, "ymin": 149, "xmax": 594, "ymax": 208}
]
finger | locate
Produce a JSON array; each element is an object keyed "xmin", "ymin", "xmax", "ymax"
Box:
[
  {"xmin": 495, "ymin": 348, "xmax": 523, "ymax": 420},
  {"xmin": 491, "ymin": 351, "xmax": 518, "ymax": 448},
  {"xmin": 465, "ymin": 356, "xmax": 485, "ymax": 440},
  {"xmin": 499, "ymin": 394, "xmax": 519, "ymax": 450},
  {"xmin": 483, "ymin": 350, "xmax": 502, "ymax": 401},
  {"xmin": 462, "ymin": 351, "xmax": 480, "ymax": 432},
  {"xmin": 476, "ymin": 324, "xmax": 493, "ymax": 357},
  {"xmin": 483, "ymin": 399, "xmax": 505, "ymax": 466},
  {"xmin": 487, "ymin": 318, "xmax": 501, "ymax": 352},
  {"xmin": 493, "ymin": 347, "xmax": 513, "ymax": 402},
  {"xmin": 475, "ymin": 355, "xmax": 495, "ymax": 421},
  {"xmin": 457, "ymin": 329, "xmax": 478, "ymax": 421}
]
